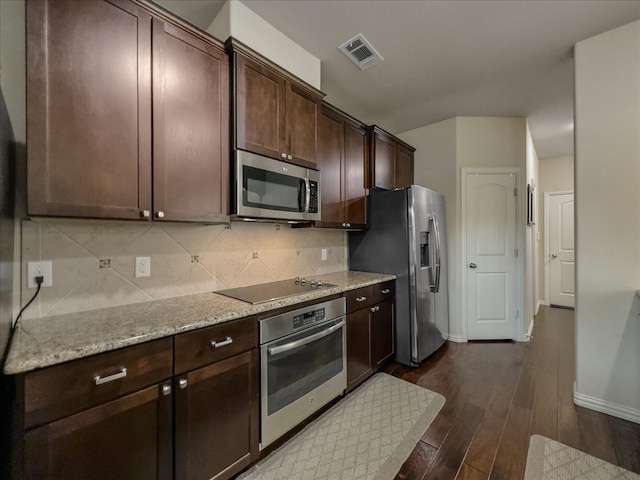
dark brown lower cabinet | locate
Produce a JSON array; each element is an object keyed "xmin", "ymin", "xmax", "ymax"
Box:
[
  {"xmin": 174, "ymin": 349, "xmax": 259, "ymax": 480},
  {"xmin": 372, "ymin": 301, "xmax": 395, "ymax": 369},
  {"xmin": 346, "ymin": 296, "xmax": 395, "ymax": 392},
  {"xmin": 24, "ymin": 383, "xmax": 173, "ymax": 480},
  {"xmin": 346, "ymin": 307, "xmax": 373, "ymax": 391}
]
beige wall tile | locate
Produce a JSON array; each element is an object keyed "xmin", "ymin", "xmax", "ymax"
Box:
[
  {"xmin": 21, "ymin": 220, "xmax": 348, "ymax": 317},
  {"xmin": 111, "ymin": 226, "xmax": 192, "ymax": 299}
]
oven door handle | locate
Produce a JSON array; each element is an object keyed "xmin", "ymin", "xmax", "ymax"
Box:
[{"xmin": 267, "ymin": 320, "xmax": 345, "ymax": 356}]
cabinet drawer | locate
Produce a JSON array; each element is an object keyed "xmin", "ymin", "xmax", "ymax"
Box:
[
  {"xmin": 174, "ymin": 316, "xmax": 258, "ymax": 374},
  {"xmin": 373, "ymin": 281, "xmax": 395, "ymax": 304},
  {"xmin": 344, "ymin": 286, "xmax": 374, "ymax": 313},
  {"xmin": 24, "ymin": 337, "xmax": 173, "ymax": 429}
]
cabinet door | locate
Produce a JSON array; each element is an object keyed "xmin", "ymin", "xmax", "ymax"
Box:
[
  {"xmin": 372, "ymin": 301, "xmax": 395, "ymax": 369},
  {"xmin": 372, "ymin": 133, "xmax": 396, "ymax": 190},
  {"xmin": 346, "ymin": 308, "xmax": 372, "ymax": 392},
  {"xmin": 26, "ymin": 0, "xmax": 152, "ymax": 219},
  {"xmin": 24, "ymin": 383, "xmax": 173, "ymax": 480},
  {"xmin": 286, "ymin": 83, "xmax": 320, "ymax": 167},
  {"xmin": 344, "ymin": 122, "xmax": 367, "ymax": 227},
  {"xmin": 317, "ymin": 110, "xmax": 344, "ymax": 226},
  {"xmin": 175, "ymin": 349, "xmax": 259, "ymax": 480},
  {"xmin": 235, "ymin": 54, "xmax": 286, "ymax": 161},
  {"xmin": 396, "ymin": 144, "xmax": 415, "ymax": 189},
  {"xmin": 152, "ymin": 20, "xmax": 229, "ymax": 222}
]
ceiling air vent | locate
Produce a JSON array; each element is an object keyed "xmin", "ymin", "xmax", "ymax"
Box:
[{"xmin": 339, "ymin": 33, "xmax": 383, "ymax": 71}]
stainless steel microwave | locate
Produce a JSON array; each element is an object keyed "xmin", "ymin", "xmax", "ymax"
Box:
[{"xmin": 232, "ymin": 150, "xmax": 321, "ymax": 222}]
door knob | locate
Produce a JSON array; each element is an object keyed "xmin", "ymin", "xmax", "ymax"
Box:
[
  {"xmin": 551, "ymin": 253, "xmax": 558, "ymax": 258},
  {"xmin": 469, "ymin": 263, "xmax": 477, "ymax": 269}
]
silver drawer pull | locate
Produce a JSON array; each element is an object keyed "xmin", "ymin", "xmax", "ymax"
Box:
[
  {"xmin": 211, "ymin": 336, "xmax": 233, "ymax": 348},
  {"xmin": 94, "ymin": 368, "xmax": 127, "ymax": 385},
  {"xmin": 381, "ymin": 289, "xmax": 391, "ymax": 294},
  {"xmin": 179, "ymin": 378, "xmax": 188, "ymax": 389},
  {"xmin": 355, "ymin": 296, "xmax": 367, "ymax": 302}
]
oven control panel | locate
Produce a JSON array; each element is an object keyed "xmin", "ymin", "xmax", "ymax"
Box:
[{"xmin": 293, "ymin": 308, "xmax": 326, "ymax": 329}]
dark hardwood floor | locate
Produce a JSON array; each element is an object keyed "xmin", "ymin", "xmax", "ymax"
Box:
[{"xmin": 385, "ymin": 306, "xmax": 640, "ymax": 480}]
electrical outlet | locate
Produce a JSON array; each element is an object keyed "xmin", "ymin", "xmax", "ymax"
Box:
[
  {"xmin": 27, "ymin": 261, "xmax": 53, "ymax": 288},
  {"xmin": 135, "ymin": 257, "xmax": 151, "ymax": 278},
  {"xmin": 321, "ymin": 248, "xmax": 328, "ymax": 261}
]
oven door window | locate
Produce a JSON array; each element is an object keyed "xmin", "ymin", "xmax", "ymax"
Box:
[
  {"xmin": 266, "ymin": 320, "xmax": 344, "ymax": 416},
  {"xmin": 243, "ymin": 165, "xmax": 304, "ymax": 213}
]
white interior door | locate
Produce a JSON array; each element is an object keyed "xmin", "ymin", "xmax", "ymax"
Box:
[
  {"xmin": 548, "ymin": 193, "xmax": 575, "ymax": 307},
  {"xmin": 465, "ymin": 173, "xmax": 518, "ymax": 340}
]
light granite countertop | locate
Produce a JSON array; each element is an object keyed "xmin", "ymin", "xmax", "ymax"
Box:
[{"xmin": 3, "ymin": 271, "xmax": 395, "ymax": 375}]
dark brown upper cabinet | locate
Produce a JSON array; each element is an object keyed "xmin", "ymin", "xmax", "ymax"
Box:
[
  {"xmin": 152, "ymin": 19, "xmax": 229, "ymax": 223},
  {"xmin": 27, "ymin": 0, "xmax": 229, "ymax": 222},
  {"xmin": 317, "ymin": 103, "xmax": 367, "ymax": 229},
  {"xmin": 228, "ymin": 39, "xmax": 325, "ymax": 169},
  {"xmin": 368, "ymin": 126, "xmax": 415, "ymax": 190}
]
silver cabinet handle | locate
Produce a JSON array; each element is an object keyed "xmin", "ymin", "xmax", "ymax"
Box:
[
  {"xmin": 211, "ymin": 336, "xmax": 233, "ymax": 348},
  {"xmin": 287, "ymin": 154, "xmax": 293, "ymax": 160},
  {"xmin": 141, "ymin": 210, "xmax": 150, "ymax": 218},
  {"xmin": 179, "ymin": 378, "xmax": 188, "ymax": 389},
  {"xmin": 551, "ymin": 253, "xmax": 558, "ymax": 258},
  {"xmin": 341, "ymin": 223, "xmax": 346, "ymax": 227},
  {"xmin": 469, "ymin": 263, "xmax": 477, "ymax": 269},
  {"xmin": 371, "ymin": 306, "xmax": 379, "ymax": 312},
  {"xmin": 356, "ymin": 296, "xmax": 367, "ymax": 302},
  {"xmin": 381, "ymin": 289, "xmax": 390, "ymax": 294},
  {"xmin": 281, "ymin": 152, "xmax": 287, "ymax": 159},
  {"xmin": 155, "ymin": 211, "xmax": 165, "ymax": 218},
  {"xmin": 161, "ymin": 384, "xmax": 172, "ymax": 396},
  {"xmin": 346, "ymin": 223, "xmax": 351, "ymax": 227},
  {"xmin": 94, "ymin": 368, "xmax": 127, "ymax": 385},
  {"xmin": 268, "ymin": 320, "xmax": 345, "ymax": 356}
]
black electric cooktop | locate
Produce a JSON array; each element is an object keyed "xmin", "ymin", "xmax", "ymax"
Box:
[{"xmin": 216, "ymin": 278, "xmax": 336, "ymax": 304}]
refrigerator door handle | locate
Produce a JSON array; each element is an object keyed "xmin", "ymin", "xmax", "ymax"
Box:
[
  {"xmin": 425, "ymin": 216, "xmax": 436, "ymax": 292},
  {"xmin": 433, "ymin": 214, "xmax": 442, "ymax": 293}
]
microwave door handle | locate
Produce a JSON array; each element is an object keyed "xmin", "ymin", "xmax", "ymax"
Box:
[
  {"xmin": 298, "ymin": 179, "xmax": 305, "ymax": 212},
  {"xmin": 304, "ymin": 178, "xmax": 311, "ymax": 213}
]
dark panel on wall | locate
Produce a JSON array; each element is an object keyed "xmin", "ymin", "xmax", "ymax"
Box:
[{"xmin": 0, "ymin": 87, "xmax": 15, "ymax": 361}]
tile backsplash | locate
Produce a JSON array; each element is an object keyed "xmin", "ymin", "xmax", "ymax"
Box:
[{"xmin": 20, "ymin": 219, "xmax": 347, "ymax": 319}]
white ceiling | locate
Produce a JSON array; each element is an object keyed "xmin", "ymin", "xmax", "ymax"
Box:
[{"xmin": 157, "ymin": 0, "xmax": 640, "ymax": 160}]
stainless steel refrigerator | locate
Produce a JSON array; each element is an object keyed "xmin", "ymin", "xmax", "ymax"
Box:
[{"xmin": 349, "ymin": 185, "xmax": 449, "ymax": 366}]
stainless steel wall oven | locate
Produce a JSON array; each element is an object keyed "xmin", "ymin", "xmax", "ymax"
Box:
[{"xmin": 259, "ymin": 298, "xmax": 346, "ymax": 448}]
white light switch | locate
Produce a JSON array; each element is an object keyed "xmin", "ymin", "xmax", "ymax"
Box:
[
  {"xmin": 321, "ymin": 248, "xmax": 328, "ymax": 261},
  {"xmin": 135, "ymin": 257, "xmax": 151, "ymax": 278}
]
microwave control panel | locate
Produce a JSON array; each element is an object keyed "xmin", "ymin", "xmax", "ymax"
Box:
[{"xmin": 309, "ymin": 181, "xmax": 318, "ymax": 213}]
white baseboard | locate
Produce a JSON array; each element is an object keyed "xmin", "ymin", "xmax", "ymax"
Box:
[
  {"xmin": 574, "ymin": 387, "xmax": 640, "ymax": 424},
  {"xmin": 447, "ymin": 334, "xmax": 465, "ymax": 343},
  {"xmin": 520, "ymin": 319, "xmax": 534, "ymax": 342},
  {"xmin": 536, "ymin": 300, "xmax": 545, "ymax": 314}
]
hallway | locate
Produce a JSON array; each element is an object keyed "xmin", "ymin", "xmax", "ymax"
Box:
[{"xmin": 385, "ymin": 306, "xmax": 640, "ymax": 479}]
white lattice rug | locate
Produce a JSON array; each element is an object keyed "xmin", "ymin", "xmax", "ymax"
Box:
[
  {"xmin": 525, "ymin": 435, "xmax": 640, "ymax": 480},
  {"xmin": 237, "ymin": 373, "xmax": 445, "ymax": 480}
]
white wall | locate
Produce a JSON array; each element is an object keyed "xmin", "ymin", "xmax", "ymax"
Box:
[
  {"xmin": 207, "ymin": 0, "xmax": 321, "ymax": 90},
  {"xmin": 574, "ymin": 20, "xmax": 640, "ymax": 423},
  {"xmin": 525, "ymin": 123, "xmax": 540, "ymax": 323},
  {"xmin": 537, "ymin": 155, "xmax": 573, "ymax": 303},
  {"xmin": 398, "ymin": 117, "xmax": 530, "ymax": 341}
]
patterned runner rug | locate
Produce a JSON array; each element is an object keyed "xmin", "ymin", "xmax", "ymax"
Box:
[
  {"xmin": 525, "ymin": 434, "xmax": 640, "ymax": 480},
  {"xmin": 238, "ymin": 373, "xmax": 445, "ymax": 480}
]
